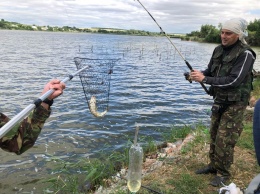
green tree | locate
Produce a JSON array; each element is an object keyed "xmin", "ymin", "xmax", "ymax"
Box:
[
  {"xmin": 187, "ymin": 30, "xmax": 200, "ymax": 37},
  {"xmin": 198, "ymin": 24, "xmax": 221, "ymax": 43},
  {"xmin": 248, "ymin": 19, "xmax": 260, "ymax": 31},
  {"xmin": 0, "ymin": 19, "xmax": 7, "ymax": 28},
  {"xmin": 254, "ymin": 28, "xmax": 260, "ymax": 45},
  {"xmin": 98, "ymin": 29, "xmax": 109, "ymax": 33},
  {"xmin": 200, "ymin": 24, "xmax": 217, "ymax": 38},
  {"xmin": 247, "ymin": 19, "xmax": 260, "ymax": 46},
  {"xmin": 204, "ymin": 27, "xmax": 221, "ymax": 43},
  {"xmin": 0, "ymin": 21, "xmax": 4, "ymax": 28}
]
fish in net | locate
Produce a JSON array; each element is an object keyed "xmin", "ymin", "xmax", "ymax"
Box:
[{"xmin": 74, "ymin": 57, "xmax": 119, "ymax": 117}]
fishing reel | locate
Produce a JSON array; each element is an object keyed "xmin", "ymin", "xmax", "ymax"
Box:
[{"xmin": 184, "ymin": 72, "xmax": 192, "ymax": 83}]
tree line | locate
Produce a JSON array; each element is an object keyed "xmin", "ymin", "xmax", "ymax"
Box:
[
  {"xmin": 0, "ymin": 19, "xmax": 162, "ymax": 36},
  {"xmin": 184, "ymin": 19, "xmax": 260, "ymax": 46},
  {"xmin": 1, "ymin": 18, "xmax": 260, "ymax": 46}
]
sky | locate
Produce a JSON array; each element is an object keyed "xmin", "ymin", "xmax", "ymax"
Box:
[{"xmin": 0, "ymin": 0, "xmax": 260, "ymax": 33}]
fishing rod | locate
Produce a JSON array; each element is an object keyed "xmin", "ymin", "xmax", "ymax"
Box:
[
  {"xmin": 0, "ymin": 65, "xmax": 89, "ymax": 139},
  {"xmin": 134, "ymin": 0, "xmax": 209, "ymax": 95}
]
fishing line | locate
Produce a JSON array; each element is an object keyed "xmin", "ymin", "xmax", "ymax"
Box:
[{"xmin": 134, "ymin": 0, "xmax": 209, "ymax": 94}]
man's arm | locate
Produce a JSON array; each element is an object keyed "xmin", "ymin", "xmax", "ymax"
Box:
[
  {"xmin": 205, "ymin": 50, "xmax": 255, "ymax": 88},
  {"xmin": 190, "ymin": 50, "xmax": 255, "ymax": 88},
  {"xmin": 0, "ymin": 105, "xmax": 51, "ymax": 154},
  {"xmin": 0, "ymin": 79, "xmax": 65, "ymax": 154}
]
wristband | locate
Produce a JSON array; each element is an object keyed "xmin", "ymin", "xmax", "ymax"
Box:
[
  {"xmin": 202, "ymin": 77, "xmax": 207, "ymax": 84},
  {"xmin": 43, "ymin": 98, "xmax": 54, "ymax": 107}
]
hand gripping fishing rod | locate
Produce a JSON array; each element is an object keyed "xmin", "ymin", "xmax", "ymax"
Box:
[
  {"xmin": 0, "ymin": 65, "xmax": 89, "ymax": 139},
  {"xmin": 135, "ymin": 0, "xmax": 209, "ymax": 95}
]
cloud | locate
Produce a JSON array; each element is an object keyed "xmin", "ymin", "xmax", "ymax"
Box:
[{"xmin": 0, "ymin": 0, "xmax": 260, "ymax": 33}]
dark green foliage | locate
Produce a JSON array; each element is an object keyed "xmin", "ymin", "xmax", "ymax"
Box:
[
  {"xmin": 247, "ymin": 19, "xmax": 260, "ymax": 46},
  {"xmin": 248, "ymin": 19, "xmax": 260, "ymax": 32},
  {"xmin": 199, "ymin": 24, "xmax": 217, "ymax": 38}
]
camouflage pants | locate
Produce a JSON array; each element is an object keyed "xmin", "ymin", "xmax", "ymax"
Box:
[{"xmin": 209, "ymin": 102, "xmax": 247, "ymax": 177}]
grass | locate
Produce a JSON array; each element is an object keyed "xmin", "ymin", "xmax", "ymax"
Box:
[
  {"xmin": 135, "ymin": 120, "xmax": 258, "ymax": 194},
  {"xmin": 236, "ymin": 122, "xmax": 254, "ymax": 150},
  {"xmin": 167, "ymin": 173, "xmax": 207, "ymax": 194},
  {"xmin": 143, "ymin": 136, "xmax": 158, "ymax": 155},
  {"xmin": 162, "ymin": 124, "xmax": 194, "ymax": 143},
  {"xmin": 252, "ymin": 77, "xmax": 260, "ymax": 98},
  {"xmin": 43, "ymin": 151, "xmax": 128, "ymax": 193}
]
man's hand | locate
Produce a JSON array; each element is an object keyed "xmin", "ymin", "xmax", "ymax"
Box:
[
  {"xmin": 41, "ymin": 79, "xmax": 66, "ymax": 100},
  {"xmin": 190, "ymin": 70, "xmax": 205, "ymax": 83}
]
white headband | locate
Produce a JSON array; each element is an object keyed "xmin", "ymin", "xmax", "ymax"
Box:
[{"xmin": 222, "ymin": 18, "xmax": 248, "ymax": 44}]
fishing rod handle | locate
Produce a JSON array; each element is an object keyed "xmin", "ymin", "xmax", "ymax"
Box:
[{"xmin": 185, "ymin": 60, "xmax": 210, "ymax": 95}]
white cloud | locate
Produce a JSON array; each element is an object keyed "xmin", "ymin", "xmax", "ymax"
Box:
[{"xmin": 0, "ymin": 0, "xmax": 259, "ymax": 33}]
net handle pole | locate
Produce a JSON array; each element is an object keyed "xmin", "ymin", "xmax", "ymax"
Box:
[{"xmin": 0, "ymin": 65, "xmax": 89, "ymax": 139}]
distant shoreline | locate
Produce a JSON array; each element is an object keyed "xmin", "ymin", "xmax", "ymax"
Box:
[{"xmin": 0, "ymin": 19, "xmax": 185, "ymax": 38}]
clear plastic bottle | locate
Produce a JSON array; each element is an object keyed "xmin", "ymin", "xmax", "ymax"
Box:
[{"xmin": 127, "ymin": 143, "xmax": 143, "ymax": 193}]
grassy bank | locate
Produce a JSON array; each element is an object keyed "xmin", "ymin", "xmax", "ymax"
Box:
[
  {"xmin": 131, "ymin": 122, "xmax": 258, "ymax": 194},
  {"xmin": 99, "ymin": 119, "xmax": 258, "ymax": 194}
]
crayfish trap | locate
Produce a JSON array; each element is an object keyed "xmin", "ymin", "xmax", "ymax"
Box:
[{"xmin": 74, "ymin": 57, "xmax": 119, "ymax": 117}]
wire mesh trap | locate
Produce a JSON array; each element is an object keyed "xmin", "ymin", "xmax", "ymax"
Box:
[{"xmin": 74, "ymin": 57, "xmax": 119, "ymax": 117}]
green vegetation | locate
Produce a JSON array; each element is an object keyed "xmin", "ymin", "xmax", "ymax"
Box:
[
  {"xmin": 167, "ymin": 173, "xmax": 207, "ymax": 194},
  {"xmin": 43, "ymin": 151, "xmax": 128, "ymax": 193},
  {"xmin": 0, "ymin": 18, "xmax": 165, "ymax": 36},
  {"xmin": 252, "ymin": 76, "xmax": 260, "ymax": 99},
  {"xmin": 162, "ymin": 124, "xmax": 195, "ymax": 143},
  {"xmin": 184, "ymin": 19, "xmax": 260, "ymax": 46},
  {"xmin": 138, "ymin": 121, "xmax": 259, "ymax": 194}
]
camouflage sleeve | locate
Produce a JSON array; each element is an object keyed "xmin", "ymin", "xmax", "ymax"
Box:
[{"xmin": 0, "ymin": 105, "xmax": 51, "ymax": 155}]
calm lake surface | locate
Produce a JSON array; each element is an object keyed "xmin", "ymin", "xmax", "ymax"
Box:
[{"xmin": 0, "ymin": 30, "xmax": 259, "ymax": 192}]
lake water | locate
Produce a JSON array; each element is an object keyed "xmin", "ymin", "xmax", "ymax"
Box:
[{"xmin": 0, "ymin": 30, "xmax": 259, "ymax": 192}]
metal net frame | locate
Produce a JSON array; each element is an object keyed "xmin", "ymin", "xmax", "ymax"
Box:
[{"xmin": 74, "ymin": 57, "xmax": 119, "ymax": 117}]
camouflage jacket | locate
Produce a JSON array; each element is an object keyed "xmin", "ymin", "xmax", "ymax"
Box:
[{"xmin": 0, "ymin": 105, "xmax": 51, "ymax": 155}]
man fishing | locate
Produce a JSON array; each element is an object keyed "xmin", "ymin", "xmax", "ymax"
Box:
[
  {"xmin": 190, "ymin": 18, "xmax": 256, "ymax": 187},
  {"xmin": 0, "ymin": 79, "xmax": 65, "ymax": 155}
]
